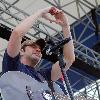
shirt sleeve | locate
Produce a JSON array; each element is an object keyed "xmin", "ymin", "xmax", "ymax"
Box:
[{"xmin": 2, "ymin": 50, "xmax": 20, "ymax": 73}]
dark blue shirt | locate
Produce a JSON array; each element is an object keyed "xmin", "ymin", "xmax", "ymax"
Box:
[{"xmin": 2, "ymin": 50, "xmax": 53, "ymax": 82}]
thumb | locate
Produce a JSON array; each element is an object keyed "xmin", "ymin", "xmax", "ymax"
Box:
[{"xmin": 42, "ymin": 14, "xmax": 57, "ymax": 23}]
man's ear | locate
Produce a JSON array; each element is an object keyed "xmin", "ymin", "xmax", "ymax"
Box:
[
  {"xmin": 20, "ymin": 49, "xmax": 24, "ymax": 56},
  {"xmin": 40, "ymin": 53, "xmax": 42, "ymax": 58}
]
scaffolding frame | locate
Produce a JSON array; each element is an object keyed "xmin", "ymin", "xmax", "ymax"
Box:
[{"xmin": 0, "ymin": 0, "xmax": 100, "ymax": 99}]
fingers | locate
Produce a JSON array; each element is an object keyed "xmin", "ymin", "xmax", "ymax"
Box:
[
  {"xmin": 41, "ymin": 7, "xmax": 67, "ymax": 25},
  {"xmin": 48, "ymin": 7, "xmax": 65, "ymax": 21},
  {"xmin": 49, "ymin": 7, "xmax": 62, "ymax": 15},
  {"xmin": 42, "ymin": 6, "xmax": 54, "ymax": 13},
  {"xmin": 49, "ymin": 7, "xmax": 57, "ymax": 15},
  {"xmin": 41, "ymin": 6, "xmax": 62, "ymax": 18},
  {"xmin": 42, "ymin": 14, "xmax": 56, "ymax": 23},
  {"xmin": 38, "ymin": 6, "xmax": 53, "ymax": 16}
]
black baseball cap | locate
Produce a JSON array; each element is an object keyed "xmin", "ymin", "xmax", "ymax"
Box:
[{"xmin": 21, "ymin": 38, "xmax": 46, "ymax": 51}]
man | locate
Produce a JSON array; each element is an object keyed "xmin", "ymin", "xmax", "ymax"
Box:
[{"xmin": 1, "ymin": 7, "xmax": 75, "ymax": 99}]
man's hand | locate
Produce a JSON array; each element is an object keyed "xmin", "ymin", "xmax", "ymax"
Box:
[
  {"xmin": 40, "ymin": 7, "xmax": 57, "ymax": 23},
  {"xmin": 54, "ymin": 11, "xmax": 69, "ymax": 27},
  {"xmin": 38, "ymin": 7, "xmax": 53, "ymax": 17},
  {"xmin": 49, "ymin": 7, "xmax": 69, "ymax": 27}
]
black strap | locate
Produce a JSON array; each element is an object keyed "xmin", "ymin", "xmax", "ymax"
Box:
[
  {"xmin": 47, "ymin": 80, "xmax": 56, "ymax": 99},
  {"xmin": 47, "ymin": 80, "xmax": 55, "ymax": 92}
]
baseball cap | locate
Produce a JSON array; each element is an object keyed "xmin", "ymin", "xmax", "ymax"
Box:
[{"xmin": 21, "ymin": 38, "xmax": 46, "ymax": 51}]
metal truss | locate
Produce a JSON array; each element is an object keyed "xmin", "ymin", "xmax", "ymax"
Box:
[
  {"xmin": 43, "ymin": 0, "xmax": 99, "ymax": 22},
  {"xmin": 0, "ymin": 0, "xmax": 100, "ymax": 68},
  {"xmin": 56, "ymin": 71, "xmax": 100, "ymax": 100},
  {"xmin": 43, "ymin": 0, "xmax": 100, "ymax": 68},
  {"xmin": 74, "ymin": 40, "xmax": 100, "ymax": 68},
  {"xmin": 0, "ymin": 0, "xmax": 100, "ymax": 99},
  {"xmin": 73, "ymin": 79, "xmax": 100, "ymax": 100}
]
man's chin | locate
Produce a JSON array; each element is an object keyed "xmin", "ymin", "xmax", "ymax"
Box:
[{"xmin": 31, "ymin": 56, "xmax": 41, "ymax": 62}]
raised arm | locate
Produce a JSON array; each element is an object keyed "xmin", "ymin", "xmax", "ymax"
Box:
[
  {"xmin": 7, "ymin": 7, "xmax": 51, "ymax": 58},
  {"xmin": 49, "ymin": 9, "xmax": 75, "ymax": 81},
  {"xmin": 58, "ymin": 12, "xmax": 75, "ymax": 65}
]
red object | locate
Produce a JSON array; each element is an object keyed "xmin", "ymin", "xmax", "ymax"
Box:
[
  {"xmin": 49, "ymin": 7, "xmax": 57, "ymax": 15},
  {"xmin": 60, "ymin": 75, "xmax": 64, "ymax": 81}
]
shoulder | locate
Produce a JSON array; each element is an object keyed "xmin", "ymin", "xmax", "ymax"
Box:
[
  {"xmin": 2, "ymin": 49, "xmax": 20, "ymax": 73},
  {"xmin": 3, "ymin": 49, "xmax": 20, "ymax": 61}
]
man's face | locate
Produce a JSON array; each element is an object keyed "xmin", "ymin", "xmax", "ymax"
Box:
[{"xmin": 23, "ymin": 43, "xmax": 42, "ymax": 62}]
